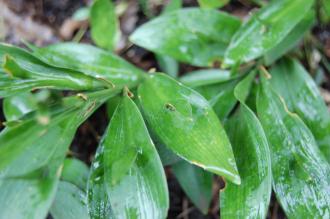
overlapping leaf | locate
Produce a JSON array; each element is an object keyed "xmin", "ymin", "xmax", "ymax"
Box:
[
  {"xmin": 220, "ymin": 72, "xmax": 272, "ymax": 219},
  {"xmin": 181, "ymin": 70, "xmax": 242, "ymax": 120},
  {"xmin": 264, "ymin": 11, "xmax": 315, "ymax": 65},
  {"xmin": 88, "ymin": 94, "xmax": 169, "ymax": 219},
  {"xmin": 257, "ymin": 72, "xmax": 330, "ymax": 218},
  {"xmin": 224, "ymin": 0, "xmax": 314, "ymax": 66},
  {"xmin": 130, "ymin": 8, "xmax": 241, "ymax": 66},
  {"xmin": 0, "ymin": 88, "xmax": 119, "ymax": 219},
  {"xmin": 50, "ymin": 181, "xmax": 90, "ymax": 219},
  {"xmin": 269, "ymin": 58, "xmax": 330, "ymax": 162},
  {"xmin": 0, "ymin": 44, "xmax": 107, "ymax": 97},
  {"xmin": 30, "ymin": 43, "xmax": 144, "ymax": 88},
  {"xmin": 138, "ymin": 73, "xmax": 240, "ymax": 184}
]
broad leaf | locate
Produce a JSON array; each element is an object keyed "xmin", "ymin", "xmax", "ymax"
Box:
[
  {"xmin": 181, "ymin": 70, "xmax": 242, "ymax": 121},
  {"xmin": 138, "ymin": 73, "xmax": 240, "ymax": 184},
  {"xmin": 90, "ymin": 0, "xmax": 119, "ymax": 51},
  {"xmin": 172, "ymin": 161, "xmax": 213, "ymax": 214},
  {"xmin": 130, "ymin": 8, "xmax": 241, "ymax": 67},
  {"xmin": 3, "ymin": 92, "xmax": 38, "ymax": 121},
  {"xmin": 61, "ymin": 158, "xmax": 89, "ymax": 191},
  {"xmin": 50, "ymin": 181, "xmax": 90, "ymax": 219},
  {"xmin": 30, "ymin": 43, "xmax": 144, "ymax": 88},
  {"xmin": 0, "ymin": 44, "xmax": 106, "ymax": 96},
  {"xmin": 155, "ymin": 0, "xmax": 181, "ymax": 78},
  {"xmin": 0, "ymin": 102, "xmax": 92, "ymax": 219},
  {"xmin": 257, "ymin": 73, "xmax": 330, "ymax": 218},
  {"xmin": 224, "ymin": 0, "xmax": 314, "ymax": 66},
  {"xmin": 269, "ymin": 58, "xmax": 330, "ymax": 162},
  {"xmin": 264, "ymin": 11, "xmax": 315, "ymax": 65},
  {"xmin": 220, "ymin": 73, "xmax": 272, "ymax": 219},
  {"xmin": 88, "ymin": 94, "xmax": 169, "ymax": 219}
]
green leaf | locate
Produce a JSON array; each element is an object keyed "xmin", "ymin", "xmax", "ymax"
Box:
[
  {"xmin": 138, "ymin": 73, "xmax": 240, "ymax": 184},
  {"xmin": 0, "ymin": 89, "xmax": 120, "ymax": 178},
  {"xmin": 163, "ymin": 0, "xmax": 182, "ymax": 14},
  {"xmin": 72, "ymin": 6, "xmax": 90, "ymax": 21},
  {"xmin": 180, "ymin": 69, "xmax": 231, "ymax": 87},
  {"xmin": 181, "ymin": 70, "xmax": 244, "ymax": 121},
  {"xmin": 172, "ymin": 161, "xmax": 213, "ymax": 214},
  {"xmin": 269, "ymin": 58, "xmax": 330, "ymax": 162},
  {"xmin": 256, "ymin": 73, "xmax": 330, "ymax": 218},
  {"xmin": 30, "ymin": 43, "xmax": 144, "ymax": 88},
  {"xmin": 155, "ymin": 141, "xmax": 181, "ymax": 166},
  {"xmin": 87, "ymin": 144, "xmax": 112, "ymax": 219},
  {"xmin": 0, "ymin": 44, "xmax": 108, "ymax": 96},
  {"xmin": 155, "ymin": 0, "xmax": 181, "ymax": 78},
  {"xmin": 3, "ymin": 92, "xmax": 38, "ymax": 121},
  {"xmin": 61, "ymin": 158, "xmax": 89, "ymax": 191},
  {"xmin": 0, "ymin": 172, "xmax": 58, "ymax": 219},
  {"xmin": 88, "ymin": 94, "xmax": 169, "ymax": 218},
  {"xmin": 50, "ymin": 181, "xmax": 90, "ymax": 219},
  {"xmin": 224, "ymin": 0, "xmax": 314, "ymax": 66},
  {"xmin": 264, "ymin": 11, "xmax": 315, "ymax": 65},
  {"xmin": 220, "ymin": 74, "xmax": 271, "ymax": 219},
  {"xmin": 156, "ymin": 54, "xmax": 179, "ymax": 78},
  {"xmin": 0, "ymin": 97, "xmax": 100, "ymax": 219},
  {"xmin": 90, "ymin": 0, "xmax": 120, "ymax": 51},
  {"xmin": 198, "ymin": 0, "xmax": 229, "ymax": 9},
  {"xmin": 130, "ymin": 8, "xmax": 241, "ymax": 67}
]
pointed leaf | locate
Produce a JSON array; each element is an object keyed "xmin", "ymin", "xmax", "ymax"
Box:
[
  {"xmin": 0, "ymin": 44, "xmax": 107, "ymax": 94},
  {"xmin": 172, "ymin": 161, "xmax": 213, "ymax": 214},
  {"xmin": 88, "ymin": 94, "xmax": 169, "ymax": 219},
  {"xmin": 224, "ymin": 0, "xmax": 314, "ymax": 66},
  {"xmin": 264, "ymin": 11, "xmax": 315, "ymax": 65},
  {"xmin": 256, "ymin": 73, "xmax": 330, "ymax": 218},
  {"xmin": 220, "ymin": 74, "xmax": 271, "ymax": 218},
  {"xmin": 130, "ymin": 8, "xmax": 241, "ymax": 67},
  {"xmin": 138, "ymin": 73, "xmax": 240, "ymax": 184},
  {"xmin": 269, "ymin": 58, "xmax": 330, "ymax": 161},
  {"xmin": 30, "ymin": 43, "xmax": 144, "ymax": 88}
]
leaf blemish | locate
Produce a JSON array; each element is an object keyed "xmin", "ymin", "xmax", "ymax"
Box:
[{"xmin": 165, "ymin": 103, "xmax": 176, "ymax": 111}]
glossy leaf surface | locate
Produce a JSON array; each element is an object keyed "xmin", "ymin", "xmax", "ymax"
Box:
[
  {"xmin": 172, "ymin": 161, "xmax": 213, "ymax": 214},
  {"xmin": 30, "ymin": 43, "xmax": 144, "ymax": 88},
  {"xmin": 181, "ymin": 70, "xmax": 242, "ymax": 121},
  {"xmin": 88, "ymin": 94, "xmax": 169, "ymax": 219},
  {"xmin": 90, "ymin": 0, "xmax": 119, "ymax": 51},
  {"xmin": 3, "ymin": 92, "xmax": 38, "ymax": 121},
  {"xmin": 220, "ymin": 74, "xmax": 271, "ymax": 218},
  {"xmin": 0, "ymin": 89, "xmax": 119, "ymax": 219},
  {"xmin": 264, "ymin": 11, "xmax": 315, "ymax": 65},
  {"xmin": 224, "ymin": 0, "xmax": 314, "ymax": 66},
  {"xmin": 257, "ymin": 74, "xmax": 330, "ymax": 218},
  {"xmin": 0, "ymin": 44, "xmax": 106, "ymax": 96},
  {"xmin": 269, "ymin": 58, "xmax": 330, "ymax": 162},
  {"xmin": 138, "ymin": 73, "xmax": 240, "ymax": 184},
  {"xmin": 130, "ymin": 8, "xmax": 241, "ymax": 66},
  {"xmin": 50, "ymin": 181, "xmax": 90, "ymax": 219}
]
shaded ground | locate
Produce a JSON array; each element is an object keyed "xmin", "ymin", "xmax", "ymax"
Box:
[{"xmin": 1, "ymin": 0, "xmax": 330, "ymax": 218}]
